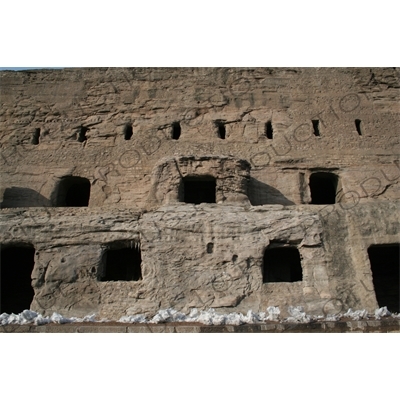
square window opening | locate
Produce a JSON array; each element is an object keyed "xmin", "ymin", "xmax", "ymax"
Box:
[
  {"xmin": 309, "ymin": 172, "xmax": 338, "ymax": 204},
  {"xmin": 263, "ymin": 246, "xmax": 302, "ymax": 283},
  {"xmin": 100, "ymin": 244, "xmax": 142, "ymax": 282},
  {"xmin": 182, "ymin": 176, "xmax": 216, "ymax": 204}
]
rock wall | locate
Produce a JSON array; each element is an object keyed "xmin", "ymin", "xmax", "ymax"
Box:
[{"xmin": 0, "ymin": 68, "xmax": 399, "ymax": 319}]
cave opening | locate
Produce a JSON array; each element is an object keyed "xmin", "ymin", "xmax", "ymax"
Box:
[
  {"xmin": 78, "ymin": 126, "xmax": 89, "ymax": 142},
  {"xmin": 172, "ymin": 122, "xmax": 181, "ymax": 140},
  {"xmin": 124, "ymin": 123, "xmax": 133, "ymax": 140},
  {"xmin": 183, "ymin": 176, "xmax": 216, "ymax": 204},
  {"xmin": 309, "ymin": 172, "xmax": 338, "ymax": 204},
  {"xmin": 368, "ymin": 244, "xmax": 399, "ymax": 313},
  {"xmin": 265, "ymin": 121, "xmax": 273, "ymax": 139},
  {"xmin": 312, "ymin": 120, "xmax": 320, "ymax": 136},
  {"xmin": 100, "ymin": 245, "xmax": 142, "ymax": 282},
  {"xmin": 55, "ymin": 176, "xmax": 91, "ymax": 207},
  {"xmin": 355, "ymin": 119, "xmax": 362, "ymax": 135},
  {"xmin": 263, "ymin": 246, "xmax": 302, "ymax": 283},
  {"xmin": 215, "ymin": 121, "xmax": 226, "ymax": 139},
  {"xmin": 0, "ymin": 245, "xmax": 35, "ymax": 314},
  {"xmin": 31, "ymin": 128, "xmax": 40, "ymax": 145}
]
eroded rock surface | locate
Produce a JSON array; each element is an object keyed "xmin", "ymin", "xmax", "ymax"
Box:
[{"xmin": 0, "ymin": 68, "xmax": 399, "ymax": 319}]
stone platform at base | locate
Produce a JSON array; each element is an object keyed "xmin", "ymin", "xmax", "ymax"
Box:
[{"xmin": 2, "ymin": 319, "xmax": 400, "ymax": 333}]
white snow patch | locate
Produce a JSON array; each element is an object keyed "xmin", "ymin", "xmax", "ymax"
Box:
[
  {"xmin": 0, "ymin": 310, "xmax": 103, "ymax": 326},
  {"xmin": 374, "ymin": 307, "xmax": 391, "ymax": 319},
  {"xmin": 149, "ymin": 308, "xmax": 187, "ymax": 324},
  {"xmin": 119, "ymin": 314, "xmax": 147, "ymax": 323},
  {"xmin": 1, "ymin": 306, "xmax": 398, "ymax": 326},
  {"xmin": 325, "ymin": 314, "xmax": 342, "ymax": 322},
  {"xmin": 265, "ymin": 306, "xmax": 281, "ymax": 321},
  {"xmin": 286, "ymin": 306, "xmax": 312, "ymax": 323},
  {"xmin": 343, "ymin": 308, "xmax": 369, "ymax": 320}
]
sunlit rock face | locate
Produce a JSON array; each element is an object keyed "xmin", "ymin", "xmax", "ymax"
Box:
[{"xmin": 0, "ymin": 67, "xmax": 399, "ymax": 319}]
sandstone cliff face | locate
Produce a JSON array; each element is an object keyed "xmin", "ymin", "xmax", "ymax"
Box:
[{"xmin": 0, "ymin": 68, "xmax": 399, "ymax": 318}]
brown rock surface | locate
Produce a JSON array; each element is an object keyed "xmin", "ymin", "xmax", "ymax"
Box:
[{"xmin": 0, "ymin": 68, "xmax": 399, "ymax": 319}]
